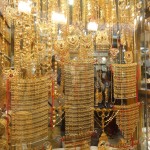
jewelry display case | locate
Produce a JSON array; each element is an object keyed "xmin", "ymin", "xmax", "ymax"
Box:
[{"xmin": 0, "ymin": 0, "xmax": 149, "ymax": 150}]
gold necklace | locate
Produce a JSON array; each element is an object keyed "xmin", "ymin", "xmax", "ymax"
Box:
[{"xmin": 67, "ymin": 34, "xmax": 80, "ymax": 52}]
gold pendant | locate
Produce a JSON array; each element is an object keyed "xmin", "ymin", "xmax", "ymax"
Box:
[
  {"xmin": 96, "ymin": 30, "xmax": 110, "ymax": 50},
  {"xmin": 124, "ymin": 51, "xmax": 133, "ymax": 64},
  {"xmin": 67, "ymin": 35, "xmax": 79, "ymax": 52},
  {"xmin": 109, "ymin": 48, "xmax": 119, "ymax": 59}
]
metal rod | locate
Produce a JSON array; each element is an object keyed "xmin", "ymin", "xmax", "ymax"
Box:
[{"xmin": 0, "ymin": 51, "xmax": 11, "ymax": 61}]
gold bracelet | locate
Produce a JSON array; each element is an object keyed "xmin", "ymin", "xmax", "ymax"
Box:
[
  {"xmin": 114, "ymin": 93, "xmax": 136, "ymax": 99},
  {"xmin": 112, "ymin": 63, "xmax": 137, "ymax": 68}
]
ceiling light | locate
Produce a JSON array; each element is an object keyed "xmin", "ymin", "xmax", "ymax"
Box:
[
  {"xmin": 102, "ymin": 57, "xmax": 107, "ymax": 63},
  {"xmin": 18, "ymin": 0, "xmax": 32, "ymax": 14},
  {"xmin": 51, "ymin": 12, "xmax": 67, "ymax": 24},
  {"xmin": 68, "ymin": 0, "xmax": 74, "ymax": 5},
  {"xmin": 87, "ymin": 22, "xmax": 98, "ymax": 31}
]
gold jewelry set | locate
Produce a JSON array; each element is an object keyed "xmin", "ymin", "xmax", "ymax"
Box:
[{"xmin": 54, "ymin": 34, "xmax": 94, "ymax": 64}]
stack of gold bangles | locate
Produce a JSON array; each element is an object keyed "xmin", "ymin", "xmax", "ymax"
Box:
[
  {"xmin": 112, "ymin": 63, "xmax": 137, "ymax": 99},
  {"xmin": 64, "ymin": 132, "xmax": 91, "ymax": 150},
  {"xmin": 11, "ymin": 76, "xmax": 49, "ymax": 147},
  {"xmin": 0, "ymin": 139, "xmax": 8, "ymax": 150},
  {"xmin": 64, "ymin": 61, "xmax": 94, "ymax": 148},
  {"xmin": 0, "ymin": 118, "xmax": 8, "ymax": 150}
]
